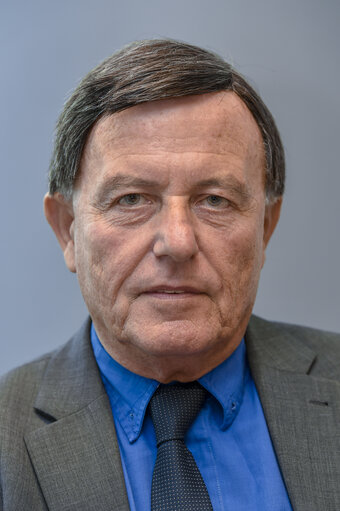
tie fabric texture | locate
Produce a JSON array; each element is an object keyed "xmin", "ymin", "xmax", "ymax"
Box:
[{"xmin": 150, "ymin": 381, "xmax": 213, "ymax": 511}]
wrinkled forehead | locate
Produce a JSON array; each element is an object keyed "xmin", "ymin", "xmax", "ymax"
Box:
[
  {"xmin": 82, "ymin": 92, "xmax": 264, "ymax": 163},
  {"xmin": 74, "ymin": 92, "xmax": 266, "ymax": 203}
]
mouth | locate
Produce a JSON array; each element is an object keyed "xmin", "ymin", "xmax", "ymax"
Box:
[{"xmin": 141, "ymin": 286, "xmax": 204, "ymax": 299}]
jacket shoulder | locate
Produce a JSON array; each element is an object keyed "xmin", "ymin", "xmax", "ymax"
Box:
[
  {"xmin": 0, "ymin": 352, "xmax": 54, "ymax": 432},
  {"xmin": 0, "ymin": 318, "xmax": 92, "ymax": 418},
  {"xmin": 264, "ymin": 317, "xmax": 340, "ymax": 351},
  {"xmin": 252, "ymin": 314, "xmax": 340, "ymax": 344},
  {"xmin": 0, "ymin": 319, "xmax": 95, "ymax": 510},
  {"xmin": 250, "ymin": 315, "xmax": 340, "ymax": 379}
]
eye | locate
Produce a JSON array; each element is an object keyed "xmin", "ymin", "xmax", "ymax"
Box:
[
  {"xmin": 203, "ymin": 195, "xmax": 230, "ymax": 208},
  {"xmin": 118, "ymin": 193, "xmax": 144, "ymax": 206}
]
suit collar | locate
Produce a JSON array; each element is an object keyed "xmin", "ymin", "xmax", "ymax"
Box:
[
  {"xmin": 33, "ymin": 318, "xmax": 105, "ymax": 420},
  {"xmin": 25, "ymin": 318, "xmax": 130, "ymax": 511},
  {"xmin": 25, "ymin": 315, "xmax": 340, "ymax": 511},
  {"xmin": 245, "ymin": 314, "xmax": 316, "ymax": 375},
  {"xmin": 33, "ymin": 314, "xmax": 315, "ymax": 423}
]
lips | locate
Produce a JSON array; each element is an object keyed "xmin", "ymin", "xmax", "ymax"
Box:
[
  {"xmin": 143, "ymin": 285, "xmax": 202, "ymax": 294},
  {"xmin": 141, "ymin": 288, "xmax": 203, "ymax": 300},
  {"xmin": 156, "ymin": 290, "xmax": 187, "ymax": 294}
]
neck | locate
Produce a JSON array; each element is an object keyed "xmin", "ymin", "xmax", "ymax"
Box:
[{"xmin": 96, "ymin": 332, "xmax": 244, "ymax": 383}]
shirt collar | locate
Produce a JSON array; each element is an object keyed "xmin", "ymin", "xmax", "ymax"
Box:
[
  {"xmin": 91, "ymin": 324, "xmax": 246, "ymax": 442},
  {"xmin": 198, "ymin": 339, "xmax": 247, "ymax": 430},
  {"xmin": 91, "ymin": 324, "xmax": 158, "ymax": 443}
]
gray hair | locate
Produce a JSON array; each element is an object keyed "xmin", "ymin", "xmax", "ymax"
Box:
[{"xmin": 49, "ymin": 39, "xmax": 285, "ymax": 202}]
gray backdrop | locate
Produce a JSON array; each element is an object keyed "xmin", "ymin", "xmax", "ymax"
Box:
[{"xmin": 1, "ymin": 0, "xmax": 339, "ymax": 375}]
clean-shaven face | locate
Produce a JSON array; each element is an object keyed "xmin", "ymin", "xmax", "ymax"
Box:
[{"xmin": 57, "ymin": 91, "xmax": 280, "ymax": 381}]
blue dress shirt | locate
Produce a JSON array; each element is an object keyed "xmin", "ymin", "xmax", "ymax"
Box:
[{"xmin": 91, "ymin": 325, "xmax": 293, "ymax": 510}]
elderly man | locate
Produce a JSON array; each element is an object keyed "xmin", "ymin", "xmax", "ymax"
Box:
[{"xmin": 0, "ymin": 40, "xmax": 339, "ymax": 511}]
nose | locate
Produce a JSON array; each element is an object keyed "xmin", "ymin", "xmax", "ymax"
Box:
[{"xmin": 152, "ymin": 199, "xmax": 199, "ymax": 262}]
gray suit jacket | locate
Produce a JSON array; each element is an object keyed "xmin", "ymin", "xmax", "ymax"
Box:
[{"xmin": 0, "ymin": 315, "xmax": 339, "ymax": 511}]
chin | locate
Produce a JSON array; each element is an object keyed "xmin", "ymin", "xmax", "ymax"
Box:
[{"xmin": 127, "ymin": 321, "xmax": 219, "ymax": 357}]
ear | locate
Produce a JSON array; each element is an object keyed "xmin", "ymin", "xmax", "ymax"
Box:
[
  {"xmin": 44, "ymin": 192, "xmax": 76, "ymax": 273},
  {"xmin": 262, "ymin": 197, "xmax": 282, "ymax": 266}
]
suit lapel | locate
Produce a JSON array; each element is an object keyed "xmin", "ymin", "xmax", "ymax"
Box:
[
  {"xmin": 23, "ymin": 315, "xmax": 339, "ymax": 510},
  {"xmin": 24, "ymin": 319, "xmax": 130, "ymax": 511},
  {"xmin": 246, "ymin": 316, "xmax": 340, "ymax": 511}
]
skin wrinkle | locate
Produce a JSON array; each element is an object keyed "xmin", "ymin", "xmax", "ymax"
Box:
[
  {"xmin": 91, "ymin": 174, "xmax": 255, "ymax": 215},
  {"xmin": 82, "ymin": 149, "xmax": 255, "ymax": 174},
  {"xmin": 82, "ymin": 94, "xmax": 260, "ymax": 168},
  {"xmin": 45, "ymin": 91, "xmax": 281, "ymax": 382},
  {"xmin": 97, "ymin": 200, "xmax": 254, "ymax": 231}
]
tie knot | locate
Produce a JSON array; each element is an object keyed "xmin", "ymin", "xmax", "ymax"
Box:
[{"xmin": 150, "ymin": 382, "xmax": 207, "ymax": 446}]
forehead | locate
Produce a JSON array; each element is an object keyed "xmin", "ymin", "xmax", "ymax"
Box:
[{"xmin": 79, "ymin": 91, "xmax": 265, "ymax": 190}]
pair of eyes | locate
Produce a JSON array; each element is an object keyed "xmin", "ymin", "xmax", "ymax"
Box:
[{"xmin": 117, "ymin": 193, "xmax": 230, "ymax": 208}]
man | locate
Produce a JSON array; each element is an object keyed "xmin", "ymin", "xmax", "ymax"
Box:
[{"xmin": 0, "ymin": 39, "xmax": 339, "ymax": 511}]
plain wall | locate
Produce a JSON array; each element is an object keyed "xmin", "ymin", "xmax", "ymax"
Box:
[{"xmin": 1, "ymin": 0, "xmax": 339, "ymax": 375}]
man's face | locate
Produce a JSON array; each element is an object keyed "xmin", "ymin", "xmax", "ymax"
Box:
[{"xmin": 46, "ymin": 91, "xmax": 281, "ymax": 381}]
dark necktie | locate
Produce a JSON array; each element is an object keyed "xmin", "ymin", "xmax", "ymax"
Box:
[{"xmin": 150, "ymin": 382, "xmax": 213, "ymax": 511}]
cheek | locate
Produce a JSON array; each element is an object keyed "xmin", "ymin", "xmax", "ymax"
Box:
[
  {"xmin": 74, "ymin": 221, "xmax": 145, "ymax": 304},
  {"xmin": 212, "ymin": 221, "xmax": 265, "ymax": 300}
]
